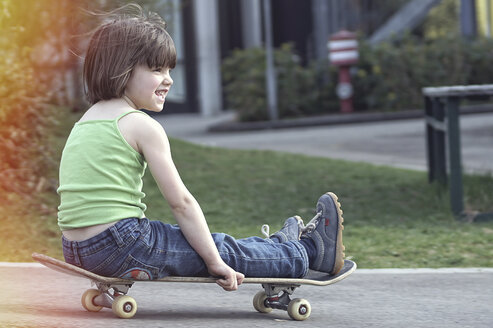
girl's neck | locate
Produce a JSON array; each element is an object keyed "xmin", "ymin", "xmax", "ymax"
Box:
[
  {"xmin": 92, "ymin": 97, "xmax": 135, "ymax": 111},
  {"xmin": 81, "ymin": 98, "xmax": 139, "ymax": 122},
  {"xmin": 122, "ymin": 94, "xmax": 138, "ymax": 109}
]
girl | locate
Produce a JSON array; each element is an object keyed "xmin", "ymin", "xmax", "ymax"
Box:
[{"xmin": 58, "ymin": 4, "xmax": 345, "ymax": 291}]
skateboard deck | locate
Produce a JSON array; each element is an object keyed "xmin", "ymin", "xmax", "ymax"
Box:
[{"xmin": 32, "ymin": 252, "xmax": 356, "ymax": 320}]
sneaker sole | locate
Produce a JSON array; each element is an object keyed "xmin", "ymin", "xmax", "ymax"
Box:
[{"xmin": 326, "ymin": 192, "xmax": 345, "ymax": 275}]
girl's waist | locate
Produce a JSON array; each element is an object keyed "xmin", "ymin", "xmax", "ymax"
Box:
[{"xmin": 62, "ymin": 221, "xmax": 120, "ymax": 242}]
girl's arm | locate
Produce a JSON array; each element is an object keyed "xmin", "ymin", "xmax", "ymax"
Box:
[{"xmin": 120, "ymin": 113, "xmax": 244, "ymax": 291}]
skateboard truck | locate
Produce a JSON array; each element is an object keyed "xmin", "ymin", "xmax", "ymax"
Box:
[
  {"xmin": 91, "ymin": 281, "xmax": 133, "ymax": 308},
  {"xmin": 263, "ymin": 283, "xmax": 298, "ymax": 310},
  {"xmin": 93, "ymin": 291, "xmax": 114, "ymax": 309},
  {"xmin": 81, "ymin": 281, "xmax": 138, "ymax": 319},
  {"xmin": 253, "ymin": 283, "xmax": 311, "ymax": 320}
]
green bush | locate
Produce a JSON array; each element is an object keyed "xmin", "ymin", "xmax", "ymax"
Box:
[
  {"xmin": 222, "ymin": 34, "xmax": 493, "ymax": 121},
  {"xmin": 353, "ymin": 33, "xmax": 493, "ymax": 111},
  {"xmin": 222, "ymin": 43, "xmax": 329, "ymax": 121}
]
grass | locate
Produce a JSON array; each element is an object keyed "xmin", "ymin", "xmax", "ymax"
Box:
[
  {"xmin": 145, "ymin": 139, "xmax": 493, "ymax": 268},
  {"xmin": 1, "ymin": 114, "xmax": 492, "ymax": 268}
]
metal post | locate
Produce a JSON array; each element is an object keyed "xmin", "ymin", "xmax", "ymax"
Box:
[
  {"xmin": 263, "ymin": 0, "xmax": 278, "ymax": 121},
  {"xmin": 431, "ymin": 98, "xmax": 447, "ymax": 185},
  {"xmin": 424, "ymin": 96, "xmax": 435, "ymax": 182},
  {"xmin": 312, "ymin": 0, "xmax": 330, "ymax": 60},
  {"xmin": 241, "ymin": 0, "xmax": 262, "ymax": 48},
  {"xmin": 460, "ymin": 0, "xmax": 477, "ymax": 39},
  {"xmin": 445, "ymin": 97, "xmax": 464, "ymax": 217},
  {"xmin": 329, "ymin": 0, "xmax": 340, "ymax": 34}
]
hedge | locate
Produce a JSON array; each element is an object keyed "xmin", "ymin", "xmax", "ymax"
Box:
[{"xmin": 222, "ymin": 34, "xmax": 493, "ymax": 121}]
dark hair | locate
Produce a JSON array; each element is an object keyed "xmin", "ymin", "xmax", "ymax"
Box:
[{"xmin": 83, "ymin": 4, "xmax": 177, "ymax": 104}]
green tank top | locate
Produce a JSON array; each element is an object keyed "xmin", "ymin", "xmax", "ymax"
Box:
[{"xmin": 57, "ymin": 110, "xmax": 147, "ymax": 230}]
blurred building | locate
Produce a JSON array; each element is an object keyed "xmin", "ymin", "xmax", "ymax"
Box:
[
  {"xmin": 36, "ymin": 0, "xmax": 489, "ymax": 115},
  {"xmin": 159, "ymin": 0, "xmax": 490, "ymax": 117},
  {"xmin": 160, "ymin": 0, "xmax": 387, "ymax": 116}
]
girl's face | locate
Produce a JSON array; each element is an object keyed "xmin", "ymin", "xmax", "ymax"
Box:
[{"xmin": 124, "ymin": 65, "xmax": 173, "ymax": 112}]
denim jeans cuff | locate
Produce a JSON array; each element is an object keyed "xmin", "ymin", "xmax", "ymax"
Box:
[{"xmin": 287, "ymin": 240, "xmax": 310, "ymax": 278}]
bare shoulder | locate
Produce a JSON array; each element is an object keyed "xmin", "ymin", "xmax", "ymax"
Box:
[
  {"xmin": 118, "ymin": 111, "xmax": 169, "ymax": 153},
  {"xmin": 119, "ymin": 111, "xmax": 165, "ymax": 133}
]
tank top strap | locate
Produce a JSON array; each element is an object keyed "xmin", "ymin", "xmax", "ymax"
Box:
[{"xmin": 115, "ymin": 110, "xmax": 149, "ymax": 121}]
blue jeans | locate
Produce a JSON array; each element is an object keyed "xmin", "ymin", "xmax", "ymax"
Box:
[{"xmin": 62, "ymin": 217, "xmax": 309, "ymax": 280}]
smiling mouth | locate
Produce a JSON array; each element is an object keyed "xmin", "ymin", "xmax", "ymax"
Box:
[{"xmin": 155, "ymin": 90, "xmax": 167, "ymax": 101}]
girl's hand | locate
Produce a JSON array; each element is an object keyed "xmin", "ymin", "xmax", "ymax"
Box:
[{"xmin": 208, "ymin": 261, "xmax": 244, "ymax": 291}]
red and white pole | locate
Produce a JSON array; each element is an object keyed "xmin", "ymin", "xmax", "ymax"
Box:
[{"xmin": 328, "ymin": 30, "xmax": 359, "ymax": 113}]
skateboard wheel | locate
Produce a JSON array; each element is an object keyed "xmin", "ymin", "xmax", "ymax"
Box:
[
  {"xmin": 252, "ymin": 291, "xmax": 272, "ymax": 313},
  {"xmin": 81, "ymin": 289, "xmax": 103, "ymax": 312},
  {"xmin": 287, "ymin": 298, "xmax": 311, "ymax": 321},
  {"xmin": 112, "ymin": 295, "xmax": 137, "ymax": 319}
]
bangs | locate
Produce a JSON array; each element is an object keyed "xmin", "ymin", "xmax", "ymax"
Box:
[{"xmin": 141, "ymin": 31, "xmax": 177, "ymax": 70}]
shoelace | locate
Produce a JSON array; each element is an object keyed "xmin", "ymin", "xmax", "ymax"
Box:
[
  {"xmin": 261, "ymin": 212, "xmax": 322, "ymax": 238},
  {"xmin": 261, "ymin": 224, "xmax": 270, "ymax": 238}
]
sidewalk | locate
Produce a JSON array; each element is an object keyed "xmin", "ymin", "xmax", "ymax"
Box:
[
  {"xmin": 157, "ymin": 111, "xmax": 493, "ymax": 175},
  {"xmin": 2, "ymin": 112, "xmax": 491, "ymax": 328},
  {"xmin": 2, "ymin": 264, "xmax": 493, "ymax": 327}
]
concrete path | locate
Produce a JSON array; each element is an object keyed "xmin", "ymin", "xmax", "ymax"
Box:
[
  {"xmin": 2, "ymin": 112, "xmax": 491, "ymax": 327},
  {"xmin": 158, "ymin": 111, "xmax": 493, "ymax": 174},
  {"xmin": 1, "ymin": 264, "xmax": 492, "ymax": 328}
]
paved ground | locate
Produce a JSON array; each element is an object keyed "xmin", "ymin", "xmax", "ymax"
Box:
[
  {"xmin": 1, "ymin": 264, "xmax": 492, "ymax": 328},
  {"xmin": 1, "ymin": 111, "xmax": 492, "ymax": 327},
  {"xmin": 158, "ymin": 111, "xmax": 493, "ymax": 174}
]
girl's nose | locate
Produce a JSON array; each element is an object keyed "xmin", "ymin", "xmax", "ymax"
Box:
[{"xmin": 164, "ymin": 74, "xmax": 173, "ymax": 86}]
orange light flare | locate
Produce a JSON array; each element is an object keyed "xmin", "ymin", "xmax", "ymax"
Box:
[{"xmin": 0, "ymin": 0, "xmax": 80, "ymax": 200}]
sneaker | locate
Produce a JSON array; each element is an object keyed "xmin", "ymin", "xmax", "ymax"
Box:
[
  {"xmin": 263, "ymin": 216, "xmax": 304, "ymax": 243},
  {"xmin": 303, "ymin": 192, "xmax": 345, "ymax": 275}
]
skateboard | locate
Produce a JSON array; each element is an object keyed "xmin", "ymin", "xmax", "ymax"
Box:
[{"xmin": 32, "ymin": 252, "xmax": 356, "ymax": 321}]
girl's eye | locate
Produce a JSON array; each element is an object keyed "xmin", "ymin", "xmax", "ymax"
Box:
[{"xmin": 153, "ymin": 67, "xmax": 162, "ymax": 72}]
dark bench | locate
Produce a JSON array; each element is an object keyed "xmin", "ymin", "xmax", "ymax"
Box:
[{"xmin": 422, "ymin": 84, "xmax": 493, "ymax": 221}]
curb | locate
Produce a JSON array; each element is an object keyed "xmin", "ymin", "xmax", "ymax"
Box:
[
  {"xmin": 355, "ymin": 267, "xmax": 493, "ymax": 274},
  {"xmin": 208, "ymin": 104, "xmax": 493, "ymax": 133}
]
